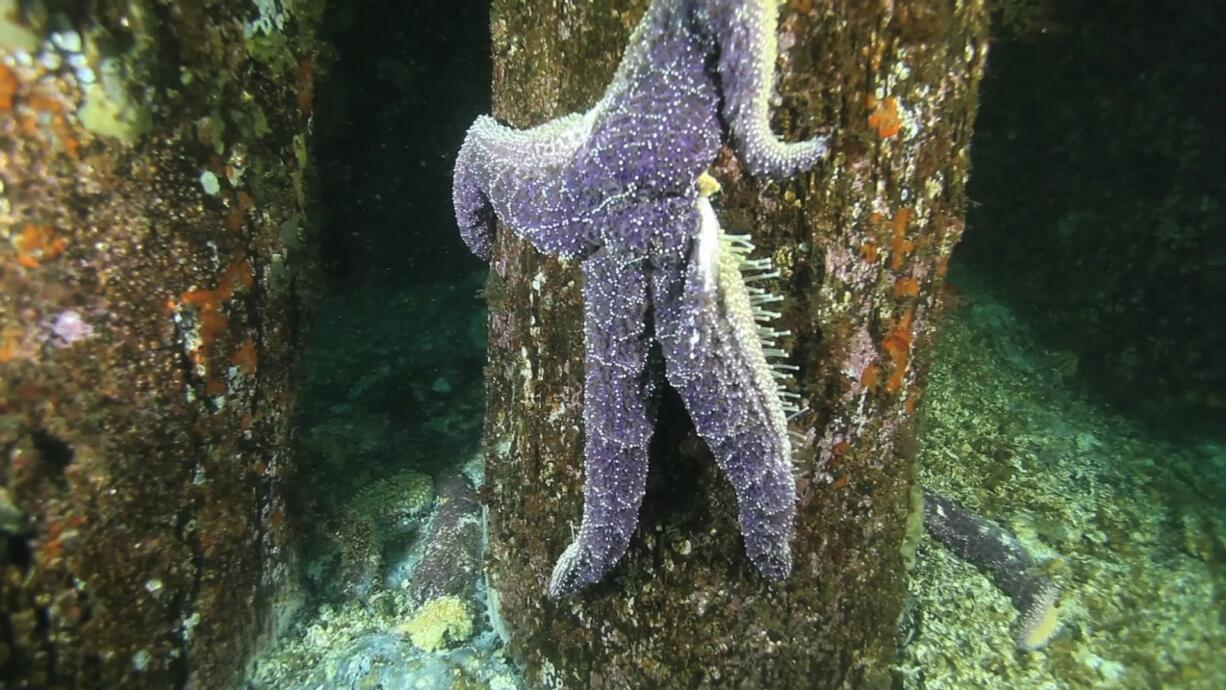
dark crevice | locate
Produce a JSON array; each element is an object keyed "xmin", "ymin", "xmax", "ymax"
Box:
[
  {"xmin": 29, "ymin": 430, "xmax": 73, "ymax": 476},
  {"xmin": 4, "ymin": 532, "xmax": 33, "ymax": 571}
]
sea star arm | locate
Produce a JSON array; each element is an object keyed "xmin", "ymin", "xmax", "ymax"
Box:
[
  {"xmin": 649, "ymin": 197, "xmax": 797, "ymax": 580},
  {"xmin": 548, "ymin": 252, "xmax": 662, "ymax": 598},
  {"xmin": 923, "ymin": 489, "xmax": 1063, "ymax": 650},
  {"xmin": 453, "ymin": 112, "xmax": 601, "ymax": 261},
  {"xmin": 701, "ymin": 0, "xmax": 830, "ymax": 178}
]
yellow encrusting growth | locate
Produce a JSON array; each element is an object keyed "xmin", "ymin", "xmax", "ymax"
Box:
[
  {"xmin": 400, "ymin": 596, "xmax": 473, "ymax": 652},
  {"xmin": 696, "ymin": 171, "xmax": 722, "ymax": 197}
]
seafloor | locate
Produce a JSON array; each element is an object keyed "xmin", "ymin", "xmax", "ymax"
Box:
[
  {"xmin": 899, "ymin": 268, "xmax": 1226, "ymax": 689},
  {"xmin": 243, "ymin": 265, "xmax": 1225, "ymax": 689}
]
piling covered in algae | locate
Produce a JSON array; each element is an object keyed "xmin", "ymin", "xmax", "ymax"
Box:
[
  {"xmin": 0, "ymin": 1, "xmax": 322, "ymax": 687},
  {"xmin": 478, "ymin": 1, "xmax": 987, "ymax": 687}
]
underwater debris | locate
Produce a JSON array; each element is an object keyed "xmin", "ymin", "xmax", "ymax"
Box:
[{"xmin": 923, "ymin": 488, "xmax": 1062, "ymax": 650}]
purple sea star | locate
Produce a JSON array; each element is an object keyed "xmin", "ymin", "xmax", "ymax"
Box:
[
  {"xmin": 923, "ymin": 489, "xmax": 1063, "ymax": 650},
  {"xmin": 453, "ymin": 0, "xmax": 829, "ymax": 598}
]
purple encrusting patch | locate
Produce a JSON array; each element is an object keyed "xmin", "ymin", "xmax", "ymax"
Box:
[
  {"xmin": 41, "ymin": 309, "xmax": 94, "ymax": 347},
  {"xmin": 453, "ymin": 0, "xmax": 829, "ymax": 598}
]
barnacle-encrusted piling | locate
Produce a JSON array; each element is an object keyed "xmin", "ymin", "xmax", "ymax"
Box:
[
  {"xmin": 0, "ymin": 3, "xmax": 322, "ymax": 687},
  {"xmin": 476, "ymin": 0, "xmax": 988, "ymax": 687}
]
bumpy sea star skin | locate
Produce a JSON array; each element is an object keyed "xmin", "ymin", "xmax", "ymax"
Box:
[
  {"xmin": 923, "ymin": 489, "xmax": 1063, "ymax": 650},
  {"xmin": 454, "ymin": 0, "xmax": 828, "ymax": 598}
]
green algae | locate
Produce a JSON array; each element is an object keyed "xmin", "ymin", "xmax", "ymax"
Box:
[
  {"xmin": 0, "ymin": 0, "xmax": 39, "ymax": 51},
  {"xmin": 77, "ymin": 64, "xmax": 151, "ymax": 142}
]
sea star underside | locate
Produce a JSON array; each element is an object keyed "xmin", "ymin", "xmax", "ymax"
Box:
[{"xmin": 453, "ymin": 0, "xmax": 829, "ymax": 598}]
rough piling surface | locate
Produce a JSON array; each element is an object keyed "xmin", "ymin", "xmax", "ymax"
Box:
[
  {"xmin": 0, "ymin": 2, "xmax": 323, "ymax": 687},
  {"xmin": 479, "ymin": 1, "xmax": 988, "ymax": 687}
]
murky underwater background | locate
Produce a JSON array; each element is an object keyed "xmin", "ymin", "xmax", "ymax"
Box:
[
  {"xmin": 1, "ymin": 0, "xmax": 1218, "ymax": 687},
  {"xmin": 235, "ymin": 1, "xmax": 1224, "ymax": 688}
]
